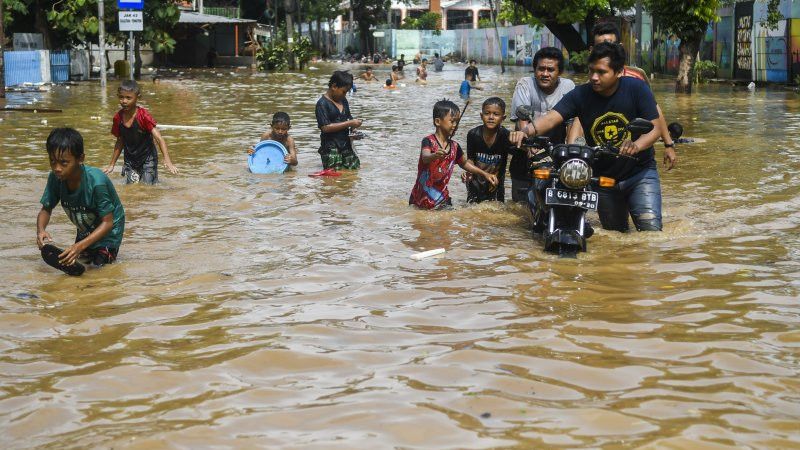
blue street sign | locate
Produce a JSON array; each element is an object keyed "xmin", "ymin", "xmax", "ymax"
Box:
[{"xmin": 117, "ymin": 0, "xmax": 144, "ymax": 10}]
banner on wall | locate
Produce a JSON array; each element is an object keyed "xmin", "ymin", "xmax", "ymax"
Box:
[{"xmin": 735, "ymin": 0, "xmax": 754, "ymax": 80}]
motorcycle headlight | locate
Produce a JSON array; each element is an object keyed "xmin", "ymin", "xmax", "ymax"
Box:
[{"xmin": 559, "ymin": 159, "xmax": 592, "ymax": 189}]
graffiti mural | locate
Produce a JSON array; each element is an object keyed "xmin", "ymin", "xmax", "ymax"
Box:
[
  {"xmin": 716, "ymin": 14, "xmax": 734, "ymax": 78},
  {"xmin": 735, "ymin": 1, "xmax": 754, "ymax": 80},
  {"xmin": 792, "ymin": 19, "xmax": 800, "ymax": 82}
]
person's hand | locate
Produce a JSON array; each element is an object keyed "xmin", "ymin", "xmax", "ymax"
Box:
[
  {"xmin": 433, "ymin": 148, "xmax": 448, "ymax": 160},
  {"xmin": 58, "ymin": 242, "xmax": 85, "ymax": 266},
  {"xmin": 510, "ymin": 130, "xmax": 526, "ymax": 148},
  {"xmin": 247, "ymin": 146, "xmax": 255, "ymax": 155},
  {"xmin": 36, "ymin": 230, "xmax": 53, "ymax": 249},
  {"xmin": 164, "ymin": 161, "xmax": 179, "ymax": 174},
  {"xmin": 284, "ymin": 153, "xmax": 298, "ymax": 165},
  {"xmin": 509, "ymin": 131, "xmax": 526, "ymax": 147},
  {"xmin": 619, "ymin": 140, "xmax": 640, "ymax": 156},
  {"xmin": 663, "ymin": 145, "xmax": 677, "ymax": 171},
  {"xmin": 103, "ymin": 164, "xmax": 115, "ymax": 174},
  {"xmin": 484, "ymin": 173, "xmax": 498, "ymax": 187},
  {"xmin": 351, "ymin": 118, "xmax": 364, "ymax": 128},
  {"xmin": 461, "ymin": 172, "xmax": 472, "ymax": 184}
]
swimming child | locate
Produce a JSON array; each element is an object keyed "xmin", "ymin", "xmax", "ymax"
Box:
[
  {"xmin": 383, "ymin": 78, "xmax": 397, "ymax": 90},
  {"xmin": 409, "ymin": 99, "xmax": 499, "ymax": 210},
  {"xmin": 248, "ymin": 112, "xmax": 298, "ymax": 166},
  {"xmin": 37, "ymin": 128, "xmax": 125, "ymax": 273},
  {"xmin": 315, "ymin": 70, "xmax": 363, "ymax": 170},
  {"xmin": 416, "ymin": 59, "xmax": 428, "ymax": 84},
  {"xmin": 360, "ymin": 67, "xmax": 377, "ymax": 82},
  {"xmin": 463, "ymin": 97, "xmax": 525, "ymax": 203},
  {"xmin": 104, "ymin": 80, "xmax": 178, "ymax": 184},
  {"xmin": 667, "ymin": 121, "xmax": 696, "ymax": 144},
  {"xmin": 459, "ymin": 72, "xmax": 482, "ymax": 100}
]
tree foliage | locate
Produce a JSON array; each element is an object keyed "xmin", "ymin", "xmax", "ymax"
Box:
[
  {"xmin": 3, "ymin": 0, "xmax": 180, "ymax": 52},
  {"xmin": 401, "ymin": 12, "xmax": 441, "ymax": 34}
]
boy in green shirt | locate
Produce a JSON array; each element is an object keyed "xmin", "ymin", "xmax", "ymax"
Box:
[{"xmin": 37, "ymin": 128, "xmax": 125, "ymax": 274}]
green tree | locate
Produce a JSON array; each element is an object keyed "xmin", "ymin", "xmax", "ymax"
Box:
[
  {"xmin": 401, "ymin": 12, "xmax": 441, "ymax": 34},
  {"xmin": 508, "ymin": 0, "xmax": 634, "ymax": 53},
  {"xmin": 351, "ymin": 0, "xmax": 390, "ymax": 55},
  {"xmin": 645, "ymin": 0, "xmax": 720, "ymax": 93}
]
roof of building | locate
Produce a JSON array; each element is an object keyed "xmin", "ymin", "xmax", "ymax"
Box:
[{"xmin": 178, "ymin": 11, "xmax": 257, "ymax": 24}]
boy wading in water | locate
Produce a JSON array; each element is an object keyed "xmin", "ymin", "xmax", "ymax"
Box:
[
  {"xmin": 409, "ymin": 99, "xmax": 498, "ymax": 210},
  {"xmin": 248, "ymin": 112, "xmax": 299, "ymax": 167},
  {"xmin": 315, "ymin": 71, "xmax": 363, "ymax": 170},
  {"xmin": 104, "ymin": 80, "xmax": 178, "ymax": 184},
  {"xmin": 463, "ymin": 97, "xmax": 524, "ymax": 203},
  {"xmin": 37, "ymin": 128, "xmax": 125, "ymax": 272}
]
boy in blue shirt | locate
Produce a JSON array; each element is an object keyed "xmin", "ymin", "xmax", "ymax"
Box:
[
  {"xmin": 37, "ymin": 128, "xmax": 125, "ymax": 274},
  {"xmin": 459, "ymin": 72, "xmax": 482, "ymax": 100}
]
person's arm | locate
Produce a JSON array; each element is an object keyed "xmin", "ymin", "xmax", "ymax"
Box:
[
  {"xmin": 284, "ymin": 136, "xmax": 299, "ymax": 166},
  {"xmin": 513, "ymin": 110, "xmax": 566, "ymax": 145},
  {"xmin": 57, "ymin": 213, "xmax": 114, "ymax": 266},
  {"xmin": 320, "ymin": 119, "xmax": 361, "ymax": 133},
  {"xmin": 104, "ymin": 136, "xmax": 124, "ymax": 174},
  {"xmin": 458, "ymin": 155, "xmax": 497, "ymax": 187},
  {"xmin": 566, "ymin": 117, "xmax": 584, "ymax": 144},
  {"xmin": 656, "ymin": 104, "xmax": 677, "ymax": 170},
  {"xmin": 620, "ymin": 119, "xmax": 661, "ymax": 156},
  {"xmin": 36, "ymin": 207, "xmax": 53, "ymax": 249},
  {"xmin": 151, "ymin": 127, "xmax": 178, "ymax": 174}
]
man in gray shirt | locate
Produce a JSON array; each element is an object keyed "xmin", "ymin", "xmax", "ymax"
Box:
[
  {"xmin": 432, "ymin": 53, "xmax": 445, "ymax": 72},
  {"xmin": 509, "ymin": 47, "xmax": 576, "ymax": 202}
]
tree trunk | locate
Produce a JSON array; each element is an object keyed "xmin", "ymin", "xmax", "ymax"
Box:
[
  {"xmin": 284, "ymin": 0, "xmax": 295, "ymax": 70},
  {"xmin": 675, "ymin": 34, "xmax": 701, "ymax": 94},
  {"xmin": 488, "ymin": 0, "xmax": 505, "ymax": 73},
  {"xmin": 0, "ymin": 0, "xmax": 6, "ymax": 98},
  {"xmin": 34, "ymin": 0, "xmax": 53, "ymax": 49},
  {"xmin": 316, "ymin": 19, "xmax": 322, "ymax": 54},
  {"xmin": 544, "ymin": 20, "xmax": 588, "ymax": 53}
]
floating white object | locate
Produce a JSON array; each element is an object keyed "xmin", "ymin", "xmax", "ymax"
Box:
[
  {"xmin": 90, "ymin": 116, "xmax": 102, "ymax": 120},
  {"xmin": 40, "ymin": 119, "xmax": 48, "ymax": 124},
  {"xmin": 747, "ymin": 82, "xmax": 755, "ymax": 91},
  {"xmin": 410, "ymin": 248, "xmax": 446, "ymax": 260},
  {"xmin": 157, "ymin": 124, "xmax": 219, "ymax": 131}
]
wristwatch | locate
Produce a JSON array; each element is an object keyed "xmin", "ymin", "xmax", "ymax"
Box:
[{"xmin": 664, "ymin": 142, "xmax": 675, "ymax": 148}]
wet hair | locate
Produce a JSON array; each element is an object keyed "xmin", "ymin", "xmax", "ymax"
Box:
[
  {"xmin": 434, "ymin": 53, "xmax": 440, "ymax": 58},
  {"xmin": 469, "ymin": 59, "xmax": 477, "ymax": 64},
  {"xmin": 588, "ymin": 42, "xmax": 626, "ymax": 73},
  {"xmin": 365, "ymin": 66, "xmax": 373, "ymax": 71},
  {"xmin": 46, "ymin": 127, "xmax": 84, "ymax": 159},
  {"xmin": 118, "ymin": 79, "xmax": 141, "ymax": 96},
  {"xmin": 592, "ymin": 22, "xmax": 621, "ymax": 43},
  {"xmin": 272, "ymin": 112, "xmax": 291, "ymax": 127},
  {"xmin": 385, "ymin": 78, "xmax": 393, "ymax": 87},
  {"xmin": 667, "ymin": 122, "xmax": 684, "ymax": 140},
  {"xmin": 482, "ymin": 97, "xmax": 506, "ymax": 113},
  {"xmin": 433, "ymin": 98, "xmax": 460, "ymax": 123},
  {"xmin": 328, "ymin": 70, "xmax": 353, "ymax": 88},
  {"xmin": 391, "ymin": 65, "xmax": 398, "ymax": 72},
  {"xmin": 533, "ymin": 46, "xmax": 565, "ymax": 73},
  {"xmin": 422, "ymin": 58, "xmax": 428, "ymax": 63}
]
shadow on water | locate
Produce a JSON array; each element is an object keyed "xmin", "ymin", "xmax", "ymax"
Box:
[{"xmin": 0, "ymin": 63, "xmax": 798, "ymax": 448}]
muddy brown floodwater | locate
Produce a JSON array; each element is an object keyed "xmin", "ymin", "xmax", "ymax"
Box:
[{"xmin": 1, "ymin": 63, "xmax": 799, "ymax": 449}]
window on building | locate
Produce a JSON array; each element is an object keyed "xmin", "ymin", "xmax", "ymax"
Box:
[{"xmin": 446, "ymin": 10, "xmax": 474, "ymax": 30}]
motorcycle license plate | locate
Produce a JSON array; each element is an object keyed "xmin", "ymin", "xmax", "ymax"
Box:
[{"xmin": 545, "ymin": 188, "xmax": 598, "ymax": 211}]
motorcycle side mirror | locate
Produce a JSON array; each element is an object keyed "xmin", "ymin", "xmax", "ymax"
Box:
[{"xmin": 626, "ymin": 118, "xmax": 654, "ymax": 134}]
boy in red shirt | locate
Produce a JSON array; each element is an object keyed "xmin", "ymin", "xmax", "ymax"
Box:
[
  {"xmin": 104, "ymin": 80, "xmax": 178, "ymax": 184},
  {"xmin": 409, "ymin": 99, "xmax": 498, "ymax": 210}
]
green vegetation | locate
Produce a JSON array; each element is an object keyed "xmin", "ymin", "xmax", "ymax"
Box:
[
  {"xmin": 402, "ymin": 12, "xmax": 442, "ymax": 35},
  {"xmin": 569, "ymin": 49, "xmax": 589, "ymax": 72},
  {"xmin": 693, "ymin": 60, "xmax": 717, "ymax": 84}
]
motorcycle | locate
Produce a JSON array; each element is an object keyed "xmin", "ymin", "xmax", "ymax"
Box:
[{"xmin": 515, "ymin": 108, "xmax": 654, "ymax": 256}]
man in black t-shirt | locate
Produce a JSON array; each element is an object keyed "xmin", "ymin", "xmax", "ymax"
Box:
[{"xmin": 511, "ymin": 43, "xmax": 663, "ymax": 232}]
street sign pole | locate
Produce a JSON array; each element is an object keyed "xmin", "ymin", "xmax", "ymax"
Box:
[{"xmin": 129, "ymin": 31, "xmax": 134, "ymax": 80}]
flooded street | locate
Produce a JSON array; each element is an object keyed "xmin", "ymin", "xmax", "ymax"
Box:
[{"xmin": 1, "ymin": 63, "xmax": 799, "ymax": 448}]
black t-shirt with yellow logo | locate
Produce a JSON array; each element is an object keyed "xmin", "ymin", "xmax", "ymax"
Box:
[{"xmin": 553, "ymin": 76, "xmax": 659, "ymax": 181}]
